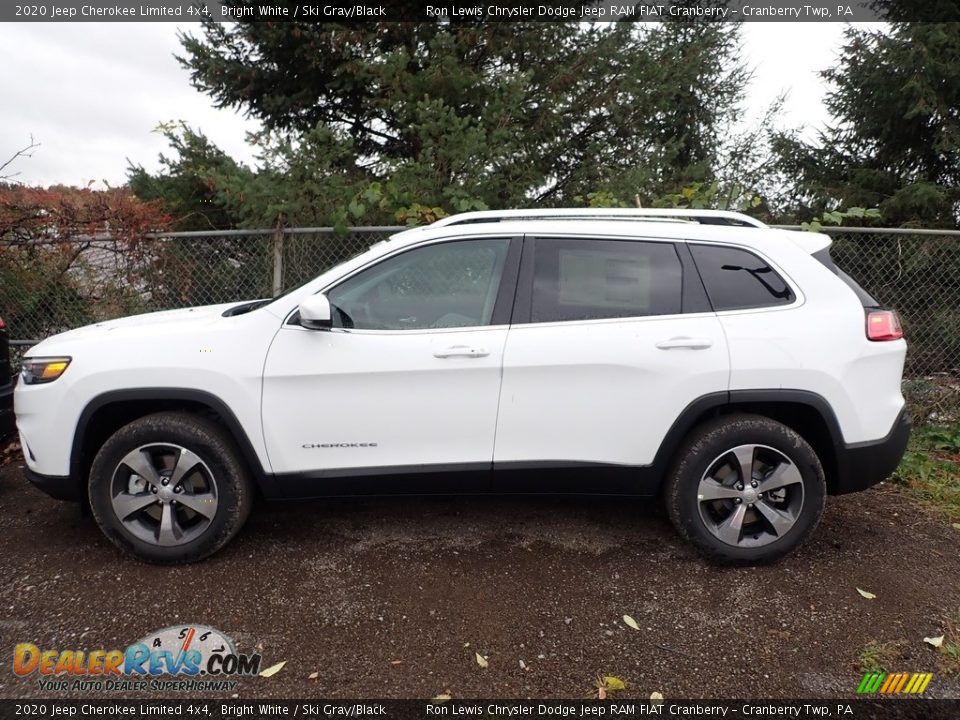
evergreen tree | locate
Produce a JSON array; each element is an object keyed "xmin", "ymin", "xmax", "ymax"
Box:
[
  {"xmin": 127, "ymin": 123, "xmax": 252, "ymax": 230},
  {"xmin": 774, "ymin": 22, "xmax": 960, "ymax": 227},
  {"xmin": 134, "ymin": 16, "xmax": 759, "ymax": 225}
]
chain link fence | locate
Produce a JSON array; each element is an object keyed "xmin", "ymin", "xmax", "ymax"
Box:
[
  {"xmin": 0, "ymin": 226, "xmax": 395, "ymax": 365},
  {"xmin": 1, "ymin": 225, "xmax": 958, "ymax": 423}
]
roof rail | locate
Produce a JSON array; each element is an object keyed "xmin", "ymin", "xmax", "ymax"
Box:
[{"xmin": 426, "ymin": 208, "xmax": 768, "ymax": 229}]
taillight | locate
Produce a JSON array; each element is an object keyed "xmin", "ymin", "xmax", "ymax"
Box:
[{"xmin": 866, "ymin": 309, "xmax": 903, "ymax": 341}]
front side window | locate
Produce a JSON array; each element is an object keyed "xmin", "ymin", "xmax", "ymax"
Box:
[
  {"xmin": 530, "ymin": 238, "xmax": 683, "ymax": 323},
  {"xmin": 326, "ymin": 238, "xmax": 510, "ymax": 330},
  {"xmin": 690, "ymin": 244, "xmax": 795, "ymax": 311}
]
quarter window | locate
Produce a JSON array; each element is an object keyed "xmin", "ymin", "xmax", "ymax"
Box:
[
  {"xmin": 690, "ymin": 244, "xmax": 795, "ymax": 311},
  {"xmin": 530, "ymin": 238, "xmax": 683, "ymax": 323},
  {"xmin": 326, "ymin": 238, "xmax": 510, "ymax": 330}
]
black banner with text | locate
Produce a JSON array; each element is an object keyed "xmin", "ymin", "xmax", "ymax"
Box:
[
  {"xmin": 1, "ymin": 700, "xmax": 959, "ymax": 720},
  {"xmin": 4, "ymin": 0, "xmax": 960, "ymax": 23}
]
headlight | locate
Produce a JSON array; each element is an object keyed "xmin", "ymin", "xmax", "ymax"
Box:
[{"xmin": 21, "ymin": 357, "xmax": 72, "ymax": 385}]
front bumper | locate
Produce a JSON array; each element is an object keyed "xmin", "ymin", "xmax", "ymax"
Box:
[
  {"xmin": 832, "ymin": 408, "xmax": 911, "ymax": 495},
  {"xmin": 24, "ymin": 467, "xmax": 83, "ymax": 501},
  {"xmin": 0, "ymin": 384, "xmax": 14, "ymax": 440}
]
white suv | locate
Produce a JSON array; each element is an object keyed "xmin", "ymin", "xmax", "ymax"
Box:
[{"xmin": 15, "ymin": 209, "xmax": 910, "ymax": 564}]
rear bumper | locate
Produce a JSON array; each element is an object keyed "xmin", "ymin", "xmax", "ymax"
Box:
[
  {"xmin": 24, "ymin": 467, "xmax": 83, "ymax": 502},
  {"xmin": 0, "ymin": 384, "xmax": 14, "ymax": 440},
  {"xmin": 832, "ymin": 408, "xmax": 911, "ymax": 495}
]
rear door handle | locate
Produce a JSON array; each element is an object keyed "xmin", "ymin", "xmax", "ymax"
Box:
[
  {"xmin": 433, "ymin": 346, "xmax": 490, "ymax": 359},
  {"xmin": 655, "ymin": 336, "xmax": 713, "ymax": 350}
]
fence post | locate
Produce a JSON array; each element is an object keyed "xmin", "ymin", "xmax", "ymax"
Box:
[{"xmin": 271, "ymin": 219, "xmax": 285, "ymax": 297}]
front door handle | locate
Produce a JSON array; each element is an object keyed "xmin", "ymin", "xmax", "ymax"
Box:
[
  {"xmin": 433, "ymin": 346, "xmax": 490, "ymax": 359},
  {"xmin": 655, "ymin": 336, "xmax": 713, "ymax": 350}
]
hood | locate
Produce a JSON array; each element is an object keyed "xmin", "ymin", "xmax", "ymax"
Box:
[{"xmin": 26, "ymin": 302, "xmax": 244, "ymax": 353}]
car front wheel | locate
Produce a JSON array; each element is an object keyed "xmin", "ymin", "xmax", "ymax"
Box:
[
  {"xmin": 665, "ymin": 414, "xmax": 827, "ymax": 564},
  {"xmin": 88, "ymin": 412, "xmax": 253, "ymax": 564}
]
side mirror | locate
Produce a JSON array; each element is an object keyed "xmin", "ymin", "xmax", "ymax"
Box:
[{"xmin": 298, "ymin": 294, "xmax": 332, "ymax": 330}]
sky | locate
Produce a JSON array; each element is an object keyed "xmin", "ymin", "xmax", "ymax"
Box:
[{"xmin": 0, "ymin": 22, "xmax": 868, "ymax": 188}]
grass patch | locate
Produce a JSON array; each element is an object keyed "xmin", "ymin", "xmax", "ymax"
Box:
[
  {"xmin": 891, "ymin": 423, "xmax": 960, "ymax": 521},
  {"xmin": 859, "ymin": 640, "xmax": 902, "ymax": 673},
  {"xmin": 942, "ymin": 643, "xmax": 960, "ymax": 675},
  {"xmin": 937, "ymin": 613, "xmax": 960, "ymax": 676},
  {"xmin": 903, "ymin": 377, "xmax": 959, "ymax": 427},
  {"xmin": 858, "ymin": 616, "xmax": 960, "ymax": 678}
]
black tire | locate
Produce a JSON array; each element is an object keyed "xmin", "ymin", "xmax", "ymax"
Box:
[
  {"xmin": 88, "ymin": 412, "xmax": 254, "ymax": 564},
  {"xmin": 665, "ymin": 413, "xmax": 826, "ymax": 565}
]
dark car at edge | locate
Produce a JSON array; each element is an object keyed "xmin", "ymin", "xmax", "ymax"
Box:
[{"xmin": 0, "ymin": 315, "xmax": 14, "ymax": 440}]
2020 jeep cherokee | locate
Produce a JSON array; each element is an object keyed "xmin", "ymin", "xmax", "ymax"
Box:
[{"xmin": 14, "ymin": 209, "xmax": 911, "ymax": 564}]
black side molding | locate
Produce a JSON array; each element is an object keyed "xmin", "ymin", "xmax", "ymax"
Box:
[
  {"xmin": 649, "ymin": 391, "xmax": 731, "ymax": 475},
  {"xmin": 492, "ymin": 461, "xmax": 660, "ymax": 495},
  {"xmin": 728, "ymin": 389, "xmax": 846, "ymax": 446},
  {"xmin": 265, "ymin": 463, "xmax": 491, "ymax": 499}
]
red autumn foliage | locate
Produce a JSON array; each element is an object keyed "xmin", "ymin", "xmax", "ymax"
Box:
[
  {"xmin": 0, "ymin": 186, "xmax": 173, "ymax": 341},
  {"xmin": 0, "ymin": 184, "xmax": 171, "ymax": 246}
]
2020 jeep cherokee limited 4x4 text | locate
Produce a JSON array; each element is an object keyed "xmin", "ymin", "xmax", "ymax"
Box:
[{"xmin": 14, "ymin": 209, "xmax": 911, "ymax": 564}]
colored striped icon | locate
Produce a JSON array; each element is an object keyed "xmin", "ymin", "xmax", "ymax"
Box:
[{"xmin": 857, "ymin": 672, "xmax": 933, "ymax": 694}]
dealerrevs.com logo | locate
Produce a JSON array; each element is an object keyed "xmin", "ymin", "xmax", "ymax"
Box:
[{"xmin": 13, "ymin": 625, "xmax": 262, "ymax": 693}]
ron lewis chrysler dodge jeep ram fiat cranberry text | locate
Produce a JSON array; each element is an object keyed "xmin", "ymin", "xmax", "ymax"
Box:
[{"xmin": 14, "ymin": 209, "xmax": 910, "ymax": 564}]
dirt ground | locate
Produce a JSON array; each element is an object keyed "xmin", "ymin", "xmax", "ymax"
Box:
[{"xmin": 0, "ymin": 462, "xmax": 958, "ymax": 701}]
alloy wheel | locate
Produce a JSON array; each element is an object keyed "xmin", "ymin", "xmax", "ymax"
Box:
[
  {"xmin": 696, "ymin": 444, "xmax": 804, "ymax": 548},
  {"xmin": 109, "ymin": 444, "xmax": 219, "ymax": 547}
]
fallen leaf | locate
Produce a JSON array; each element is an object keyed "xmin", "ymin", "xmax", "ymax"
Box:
[
  {"xmin": 259, "ymin": 661, "xmax": 286, "ymax": 678},
  {"xmin": 603, "ymin": 676, "xmax": 625, "ymax": 691},
  {"xmin": 650, "ymin": 691, "xmax": 664, "ymax": 703},
  {"xmin": 519, "ymin": 660, "xmax": 527, "ymax": 670},
  {"xmin": 463, "ymin": 642, "xmax": 470, "ymax": 648},
  {"xmin": 856, "ymin": 588, "xmax": 876, "ymax": 600},
  {"xmin": 594, "ymin": 674, "xmax": 625, "ymax": 699},
  {"xmin": 308, "ymin": 671, "xmax": 319, "ymax": 680},
  {"xmin": 390, "ymin": 660, "xmax": 402, "ymax": 665},
  {"xmin": 432, "ymin": 694, "xmax": 452, "ymax": 703},
  {"xmin": 924, "ymin": 635, "xmax": 945, "ymax": 648},
  {"xmin": 475, "ymin": 652, "xmax": 489, "ymax": 669},
  {"xmin": 623, "ymin": 615, "xmax": 640, "ymax": 630},
  {"xmin": 952, "ymin": 523, "xmax": 960, "ymax": 531}
]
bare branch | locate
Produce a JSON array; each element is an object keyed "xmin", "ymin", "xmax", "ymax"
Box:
[{"xmin": 0, "ymin": 135, "xmax": 41, "ymax": 181}]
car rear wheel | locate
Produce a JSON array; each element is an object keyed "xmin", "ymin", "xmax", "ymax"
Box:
[
  {"xmin": 665, "ymin": 414, "xmax": 826, "ymax": 564},
  {"xmin": 88, "ymin": 412, "xmax": 253, "ymax": 564}
]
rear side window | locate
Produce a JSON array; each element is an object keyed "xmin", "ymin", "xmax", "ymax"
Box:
[
  {"xmin": 812, "ymin": 247, "xmax": 879, "ymax": 307},
  {"xmin": 530, "ymin": 238, "xmax": 682, "ymax": 322},
  {"xmin": 690, "ymin": 244, "xmax": 794, "ymax": 311}
]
